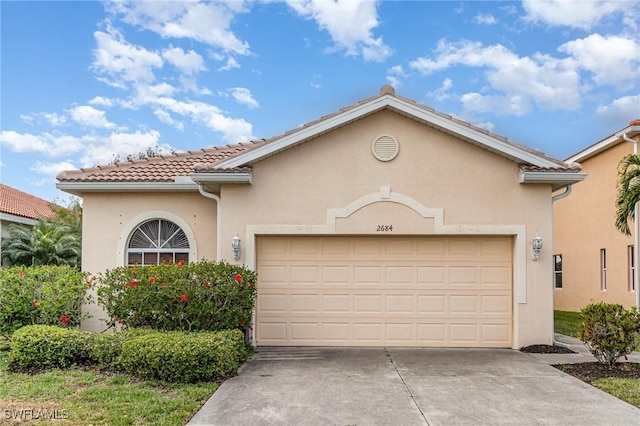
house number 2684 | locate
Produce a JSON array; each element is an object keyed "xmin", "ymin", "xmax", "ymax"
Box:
[{"xmin": 376, "ymin": 225, "xmax": 393, "ymax": 232}]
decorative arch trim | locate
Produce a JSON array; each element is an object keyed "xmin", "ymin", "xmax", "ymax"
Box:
[{"xmin": 116, "ymin": 211, "xmax": 198, "ymax": 267}]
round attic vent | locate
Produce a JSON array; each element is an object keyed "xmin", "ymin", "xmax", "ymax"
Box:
[{"xmin": 371, "ymin": 134, "xmax": 399, "ymax": 162}]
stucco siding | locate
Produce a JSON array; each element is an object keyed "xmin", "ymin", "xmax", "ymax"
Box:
[
  {"xmin": 219, "ymin": 110, "xmax": 555, "ymax": 347},
  {"xmin": 554, "ymin": 141, "xmax": 635, "ymax": 311},
  {"xmin": 81, "ymin": 192, "xmax": 218, "ymax": 331}
]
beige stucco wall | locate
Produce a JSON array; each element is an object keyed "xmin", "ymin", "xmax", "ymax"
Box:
[
  {"xmin": 81, "ymin": 192, "xmax": 218, "ymax": 331},
  {"xmin": 218, "ymin": 110, "xmax": 555, "ymax": 347},
  {"xmin": 554, "ymin": 141, "xmax": 636, "ymax": 311}
]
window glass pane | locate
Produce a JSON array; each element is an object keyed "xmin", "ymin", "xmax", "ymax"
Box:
[
  {"xmin": 128, "ymin": 252, "xmax": 142, "ymax": 266},
  {"xmin": 159, "ymin": 252, "xmax": 173, "ymax": 264},
  {"xmin": 143, "ymin": 252, "xmax": 159, "ymax": 265},
  {"xmin": 555, "ymin": 273, "xmax": 562, "ymax": 289},
  {"xmin": 175, "ymin": 252, "xmax": 189, "ymax": 263}
]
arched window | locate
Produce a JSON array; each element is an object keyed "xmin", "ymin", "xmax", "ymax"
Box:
[{"xmin": 126, "ymin": 219, "xmax": 190, "ymax": 266}]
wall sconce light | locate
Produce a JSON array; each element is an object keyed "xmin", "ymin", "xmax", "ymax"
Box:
[
  {"xmin": 232, "ymin": 232, "xmax": 241, "ymax": 261},
  {"xmin": 532, "ymin": 232, "xmax": 543, "ymax": 261}
]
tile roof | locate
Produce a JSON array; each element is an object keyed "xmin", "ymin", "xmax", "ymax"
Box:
[
  {"xmin": 0, "ymin": 184, "xmax": 58, "ymax": 220},
  {"xmin": 56, "ymin": 142, "xmax": 265, "ymax": 182}
]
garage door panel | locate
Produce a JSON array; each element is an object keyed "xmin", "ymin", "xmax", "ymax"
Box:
[{"xmin": 256, "ymin": 236, "xmax": 512, "ymax": 347}]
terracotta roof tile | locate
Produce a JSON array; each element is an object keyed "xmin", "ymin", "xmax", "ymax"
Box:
[
  {"xmin": 56, "ymin": 142, "xmax": 265, "ymax": 182},
  {"xmin": 0, "ymin": 184, "xmax": 58, "ymax": 220}
]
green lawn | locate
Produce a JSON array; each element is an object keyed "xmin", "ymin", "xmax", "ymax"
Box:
[
  {"xmin": 0, "ymin": 347, "xmax": 217, "ymax": 425},
  {"xmin": 554, "ymin": 310, "xmax": 581, "ymax": 338},
  {"xmin": 593, "ymin": 378, "xmax": 640, "ymax": 408}
]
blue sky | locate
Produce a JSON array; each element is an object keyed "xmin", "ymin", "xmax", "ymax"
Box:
[{"xmin": 1, "ymin": 0, "xmax": 639, "ymax": 203}]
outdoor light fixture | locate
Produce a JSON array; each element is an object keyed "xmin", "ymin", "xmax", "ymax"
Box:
[
  {"xmin": 232, "ymin": 232, "xmax": 241, "ymax": 261},
  {"xmin": 532, "ymin": 232, "xmax": 543, "ymax": 261}
]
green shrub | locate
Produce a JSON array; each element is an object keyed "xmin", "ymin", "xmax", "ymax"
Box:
[
  {"xmin": 0, "ymin": 265, "xmax": 93, "ymax": 340},
  {"xmin": 91, "ymin": 328, "xmax": 155, "ymax": 370},
  {"xmin": 9, "ymin": 325, "xmax": 94, "ymax": 369},
  {"xmin": 579, "ymin": 302, "xmax": 640, "ymax": 366},
  {"xmin": 120, "ymin": 329, "xmax": 248, "ymax": 383},
  {"xmin": 97, "ymin": 261, "xmax": 256, "ymax": 332}
]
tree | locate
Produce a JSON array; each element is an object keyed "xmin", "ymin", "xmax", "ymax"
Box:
[
  {"xmin": 109, "ymin": 145, "xmax": 176, "ymax": 164},
  {"xmin": 615, "ymin": 154, "xmax": 640, "ymax": 235},
  {"xmin": 1, "ymin": 220, "xmax": 81, "ymax": 267}
]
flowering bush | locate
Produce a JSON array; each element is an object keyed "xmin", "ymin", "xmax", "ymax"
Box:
[
  {"xmin": 97, "ymin": 261, "xmax": 257, "ymax": 332},
  {"xmin": 0, "ymin": 265, "xmax": 93, "ymax": 340}
]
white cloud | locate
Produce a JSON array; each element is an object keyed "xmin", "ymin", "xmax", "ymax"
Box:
[
  {"xmin": 218, "ymin": 56, "xmax": 240, "ymax": 71},
  {"xmin": 69, "ymin": 105, "xmax": 116, "ymax": 129},
  {"xmin": 78, "ymin": 130, "xmax": 165, "ymax": 167},
  {"xmin": 162, "ymin": 46, "xmax": 206, "ymax": 75},
  {"xmin": 286, "ymin": 0, "xmax": 392, "ymax": 62},
  {"xmin": 426, "ymin": 78, "xmax": 453, "ymax": 101},
  {"xmin": 153, "ymin": 109, "xmax": 185, "ymax": 131},
  {"xmin": 106, "ymin": 0, "xmax": 251, "ymax": 54},
  {"xmin": 522, "ymin": 0, "xmax": 635, "ymax": 30},
  {"xmin": 92, "ymin": 28, "xmax": 163, "ymax": 86},
  {"xmin": 386, "ymin": 65, "xmax": 407, "ymax": 88},
  {"xmin": 473, "ymin": 13, "xmax": 498, "ymax": 25},
  {"xmin": 88, "ymin": 96, "xmax": 114, "ymax": 107},
  {"xmin": 0, "ymin": 131, "xmax": 84, "ymax": 156},
  {"xmin": 596, "ymin": 94, "xmax": 640, "ymax": 127},
  {"xmin": 31, "ymin": 160, "xmax": 77, "ymax": 177},
  {"xmin": 20, "ymin": 112, "xmax": 67, "ymax": 126},
  {"xmin": 410, "ymin": 39, "xmax": 581, "ymax": 114},
  {"xmin": 229, "ymin": 87, "xmax": 259, "ymax": 109},
  {"xmin": 559, "ymin": 34, "xmax": 640, "ymax": 87}
]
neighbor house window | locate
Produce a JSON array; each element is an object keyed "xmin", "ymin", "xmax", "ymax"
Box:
[
  {"xmin": 553, "ymin": 254, "xmax": 563, "ymax": 289},
  {"xmin": 629, "ymin": 245, "xmax": 636, "ymax": 292},
  {"xmin": 127, "ymin": 219, "xmax": 189, "ymax": 266},
  {"xmin": 600, "ymin": 249, "xmax": 607, "ymax": 291}
]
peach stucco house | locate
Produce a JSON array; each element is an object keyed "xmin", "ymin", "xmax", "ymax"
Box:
[
  {"xmin": 553, "ymin": 120, "xmax": 640, "ymax": 312},
  {"xmin": 57, "ymin": 86, "xmax": 585, "ymax": 348}
]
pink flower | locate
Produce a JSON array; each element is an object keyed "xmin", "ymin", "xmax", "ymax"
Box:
[
  {"xmin": 235, "ymin": 274, "xmax": 243, "ymax": 283},
  {"xmin": 204, "ymin": 281, "xmax": 211, "ymax": 288},
  {"xmin": 177, "ymin": 260, "xmax": 185, "ymax": 267},
  {"xmin": 130, "ymin": 279, "xmax": 138, "ymax": 287},
  {"xmin": 148, "ymin": 277, "xmax": 155, "ymax": 283},
  {"xmin": 180, "ymin": 294, "xmax": 188, "ymax": 302},
  {"xmin": 161, "ymin": 283, "xmax": 167, "ymax": 289},
  {"xmin": 18, "ymin": 270, "xmax": 24, "ymax": 277},
  {"xmin": 32, "ymin": 299, "xmax": 39, "ymax": 308},
  {"xmin": 60, "ymin": 315, "xmax": 69, "ymax": 324},
  {"xmin": 238, "ymin": 318, "xmax": 245, "ymax": 325}
]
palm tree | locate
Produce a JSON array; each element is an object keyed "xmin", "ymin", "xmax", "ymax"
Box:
[
  {"xmin": 1, "ymin": 219, "xmax": 80, "ymax": 267},
  {"xmin": 615, "ymin": 154, "xmax": 640, "ymax": 236}
]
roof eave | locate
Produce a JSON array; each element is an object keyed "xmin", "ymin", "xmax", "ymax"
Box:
[
  {"xmin": 55, "ymin": 180, "xmax": 200, "ymax": 196},
  {"xmin": 566, "ymin": 125, "xmax": 640, "ymax": 163},
  {"xmin": 189, "ymin": 172, "xmax": 253, "ymax": 185},
  {"xmin": 519, "ymin": 170, "xmax": 587, "ymax": 191}
]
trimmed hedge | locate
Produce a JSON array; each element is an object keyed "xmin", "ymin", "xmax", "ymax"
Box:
[
  {"xmin": 120, "ymin": 329, "xmax": 247, "ymax": 383},
  {"xmin": 9, "ymin": 325, "xmax": 94, "ymax": 368},
  {"xmin": 8, "ymin": 325, "xmax": 248, "ymax": 383},
  {"xmin": 98, "ymin": 261, "xmax": 257, "ymax": 332}
]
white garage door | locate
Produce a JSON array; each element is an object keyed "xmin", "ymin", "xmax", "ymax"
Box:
[{"xmin": 256, "ymin": 236, "xmax": 513, "ymax": 347}]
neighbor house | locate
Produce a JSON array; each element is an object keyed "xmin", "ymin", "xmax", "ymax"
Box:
[
  {"xmin": 553, "ymin": 119, "xmax": 640, "ymax": 312},
  {"xmin": 57, "ymin": 86, "xmax": 586, "ymax": 348},
  {"xmin": 0, "ymin": 184, "xmax": 59, "ymax": 265}
]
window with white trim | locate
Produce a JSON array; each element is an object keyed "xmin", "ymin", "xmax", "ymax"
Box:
[
  {"xmin": 553, "ymin": 254, "xmax": 562, "ymax": 289},
  {"xmin": 600, "ymin": 248, "xmax": 607, "ymax": 291},
  {"xmin": 127, "ymin": 219, "xmax": 190, "ymax": 266},
  {"xmin": 629, "ymin": 245, "xmax": 636, "ymax": 292}
]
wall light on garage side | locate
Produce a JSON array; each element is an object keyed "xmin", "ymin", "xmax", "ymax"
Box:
[
  {"xmin": 532, "ymin": 232, "xmax": 543, "ymax": 261},
  {"xmin": 232, "ymin": 232, "xmax": 241, "ymax": 261}
]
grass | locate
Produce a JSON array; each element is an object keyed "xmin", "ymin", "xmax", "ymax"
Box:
[
  {"xmin": 592, "ymin": 378, "xmax": 640, "ymax": 408},
  {"xmin": 0, "ymin": 346, "xmax": 218, "ymax": 425},
  {"xmin": 554, "ymin": 310, "xmax": 581, "ymax": 338}
]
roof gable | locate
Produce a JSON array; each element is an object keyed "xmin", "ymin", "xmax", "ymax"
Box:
[
  {"xmin": 566, "ymin": 119, "xmax": 640, "ymax": 163},
  {"xmin": 214, "ymin": 86, "xmax": 571, "ymax": 171}
]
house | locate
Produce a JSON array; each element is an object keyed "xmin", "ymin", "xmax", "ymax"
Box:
[
  {"xmin": 0, "ymin": 184, "xmax": 59, "ymax": 265},
  {"xmin": 57, "ymin": 86, "xmax": 585, "ymax": 348},
  {"xmin": 553, "ymin": 119, "xmax": 640, "ymax": 312}
]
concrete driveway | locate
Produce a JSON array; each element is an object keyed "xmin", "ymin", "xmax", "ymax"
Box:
[{"xmin": 188, "ymin": 347, "xmax": 640, "ymax": 425}]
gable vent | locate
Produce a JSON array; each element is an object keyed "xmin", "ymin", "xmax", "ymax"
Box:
[{"xmin": 371, "ymin": 134, "xmax": 399, "ymax": 162}]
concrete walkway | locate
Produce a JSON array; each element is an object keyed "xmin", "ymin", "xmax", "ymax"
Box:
[
  {"xmin": 525, "ymin": 333, "xmax": 640, "ymax": 365},
  {"xmin": 187, "ymin": 342, "xmax": 640, "ymax": 426}
]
